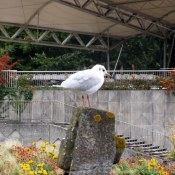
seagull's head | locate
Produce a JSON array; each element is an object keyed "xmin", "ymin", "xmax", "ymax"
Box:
[{"xmin": 92, "ymin": 64, "xmax": 111, "ymax": 77}]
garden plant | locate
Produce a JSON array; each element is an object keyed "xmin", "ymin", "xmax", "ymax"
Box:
[
  {"xmin": 0, "ymin": 139, "xmax": 64, "ymax": 175},
  {"xmin": 110, "ymin": 156, "xmax": 175, "ymax": 175}
]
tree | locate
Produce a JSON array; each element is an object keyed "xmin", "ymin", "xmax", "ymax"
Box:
[
  {"xmin": 0, "ymin": 52, "xmax": 17, "ymax": 86},
  {"xmin": 109, "ymin": 35, "xmax": 162, "ymax": 70}
]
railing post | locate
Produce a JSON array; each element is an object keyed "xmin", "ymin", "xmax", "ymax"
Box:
[
  {"xmin": 51, "ymin": 100, "xmax": 53, "ymax": 122},
  {"xmin": 163, "ymin": 39, "xmax": 167, "ymax": 69},
  {"xmin": 107, "ymin": 51, "xmax": 110, "ymax": 71}
]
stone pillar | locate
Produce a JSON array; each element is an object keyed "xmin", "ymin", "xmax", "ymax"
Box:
[{"xmin": 57, "ymin": 107, "xmax": 116, "ymax": 175}]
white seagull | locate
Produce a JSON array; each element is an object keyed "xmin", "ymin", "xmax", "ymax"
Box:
[{"xmin": 61, "ymin": 64, "xmax": 111, "ymax": 107}]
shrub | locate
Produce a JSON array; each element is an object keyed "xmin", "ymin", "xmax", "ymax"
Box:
[{"xmin": 0, "ymin": 52, "xmax": 17, "ymax": 87}]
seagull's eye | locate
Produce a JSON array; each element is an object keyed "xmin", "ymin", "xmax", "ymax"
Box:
[{"xmin": 102, "ymin": 69, "xmax": 105, "ymax": 72}]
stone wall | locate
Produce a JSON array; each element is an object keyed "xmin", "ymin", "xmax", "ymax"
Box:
[{"xmin": 0, "ymin": 90, "xmax": 174, "ymax": 149}]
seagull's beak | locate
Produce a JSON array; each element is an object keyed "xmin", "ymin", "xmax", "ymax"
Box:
[{"xmin": 105, "ymin": 73, "xmax": 111, "ymax": 78}]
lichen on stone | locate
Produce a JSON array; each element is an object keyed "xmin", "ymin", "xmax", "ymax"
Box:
[
  {"xmin": 94, "ymin": 114, "xmax": 102, "ymax": 122},
  {"xmin": 114, "ymin": 135, "xmax": 126, "ymax": 151},
  {"xmin": 88, "ymin": 136, "xmax": 92, "ymax": 140},
  {"xmin": 106, "ymin": 111, "xmax": 115, "ymax": 118},
  {"xmin": 71, "ymin": 167, "xmax": 76, "ymax": 171}
]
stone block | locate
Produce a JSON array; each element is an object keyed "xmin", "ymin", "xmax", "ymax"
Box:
[
  {"xmin": 57, "ymin": 107, "xmax": 116, "ymax": 174},
  {"xmin": 68, "ymin": 167, "xmax": 111, "ymax": 175}
]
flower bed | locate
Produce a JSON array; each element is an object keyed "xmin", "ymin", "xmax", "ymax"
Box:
[
  {"xmin": 0, "ymin": 139, "xmax": 64, "ymax": 175},
  {"xmin": 110, "ymin": 156, "xmax": 175, "ymax": 175},
  {"xmin": 1, "ymin": 139, "xmax": 175, "ymax": 175}
]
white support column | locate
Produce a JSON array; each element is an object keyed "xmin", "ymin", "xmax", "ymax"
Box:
[
  {"xmin": 163, "ymin": 39, "xmax": 167, "ymax": 68},
  {"xmin": 107, "ymin": 51, "xmax": 110, "ymax": 70}
]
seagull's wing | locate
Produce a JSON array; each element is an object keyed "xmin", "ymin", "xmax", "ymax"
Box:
[{"xmin": 61, "ymin": 69, "xmax": 102, "ymax": 91}]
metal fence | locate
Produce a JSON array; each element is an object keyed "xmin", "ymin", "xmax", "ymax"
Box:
[{"xmin": 2, "ymin": 69, "xmax": 174, "ymax": 88}]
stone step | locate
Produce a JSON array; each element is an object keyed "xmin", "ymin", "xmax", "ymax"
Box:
[
  {"xmin": 117, "ymin": 135, "xmax": 131, "ymax": 139},
  {"xmin": 128, "ymin": 143, "xmax": 152, "ymax": 148},
  {"xmin": 139, "ymin": 144, "xmax": 153, "ymax": 148},
  {"xmin": 144, "ymin": 148, "xmax": 167, "ymax": 153},
  {"xmin": 145, "ymin": 146, "xmax": 160, "ymax": 149},
  {"xmin": 123, "ymin": 136, "xmax": 131, "ymax": 140},
  {"xmin": 150, "ymin": 150, "xmax": 169, "ymax": 156},
  {"xmin": 126, "ymin": 141, "xmax": 145, "ymax": 146},
  {"xmin": 126, "ymin": 139, "xmax": 138, "ymax": 143},
  {"xmin": 121, "ymin": 135, "xmax": 169, "ymax": 160},
  {"xmin": 137, "ymin": 145, "xmax": 159, "ymax": 151},
  {"xmin": 158, "ymin": 152, "xmax": 170, "ymax": 157}
]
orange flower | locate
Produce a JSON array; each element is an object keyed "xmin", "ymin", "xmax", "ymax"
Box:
[{"xmin": 131, "ymin": 75, "xmax": 136, "ymax": 80}]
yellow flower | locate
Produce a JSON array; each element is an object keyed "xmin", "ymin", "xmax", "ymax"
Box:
[
  {"xmin": 162, "ymin": 172, "xmax": 169, "ymax": 175},
  {"xmin": 42, "ymin": 170, "xmax": 48, "ymax": 175},
  {"xmin": 37, "ymin": 170, "xmax": 43, "ymax": 174},
  {"xmin": 94, "ymin": 114, "xmax": 102, "ymax": 122},
  {"xmin": 138, "ymin": 158, "xmax": 146, "ymax": 162},
  {"xmin": 53, "ymin": 155, "xmax": 58, "ymax": 159},
  {"xmin": 50, "ymin": 144, "xmax": 58, "ymax": 148},
  {"xmin": 25, "ymin": 147, "xmax": 32, "ymax": 152},
  {"xmin": 28, "ymin": 171, "xmax": 35, "ymax": 175},
  {"xmin": 147, "ymin": 162, "xmax": 152, "ymax": 170},
  {"xmin": 40, "ymin": 145, "xmax": 46, "ymax": 151},
  {"xmin": 20, "ymin": 163, "xmax": 24, "ymax": 167},
  {"xmin": 28, "ymin": 160, "xmax": 34, "ymax": 164},
  {"xmin": 21, "ymin": 163, "xmax": 30, "ymax": 171},
  {"xmin": 150, "ymin": 158, "xmax": 158, "ymax": 166},
  {"xmin": 37, "ymin": 163, "xmax": 44, "ymax": 168},
  {"xmin": 43, "ymin": 141, "xmax": 49, "ymax": 145},
  {"xmin": 157, "ymin": 165, "xmax": 164, "ymax": 172},
  {"xmin": 48, "ymin": 151, "xmax": 54, "ymax": 156},
  {"xmin": 32, "ymin": 141, "xmax": 37, "ymax": 145},
  {"xmin": 40, "ymin": 145, "xmax": 46, "ymax": 149},
  {"xmin": 106, "ymin": 111, "xmax": 115, "ymax": 118}
]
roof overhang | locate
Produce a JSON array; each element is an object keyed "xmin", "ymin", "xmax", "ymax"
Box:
[{"xmin": 0, "ymin": 0, "xmax": 174, "ymax": 51}]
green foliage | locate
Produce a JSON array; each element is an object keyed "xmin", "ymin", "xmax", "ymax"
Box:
[
  {"xmin": 110, "ymin": 35, "xmax": 162, "ymax": 70},
  {"xmin": 0, "ymin": 86, "xmax": 35, "ymax": 120},
  {"xmin": 137, "ymin": 165, "xmax": 159, "ymax": 175},
  {"xmin": 17, "ymin": 74, "xmax": 33, "ymax": 87},
  {"xmin": 0, "ymin": 26, "xmax": 167, "ymax": 71},
  {"xmin": 23, "ymin": 89, "xmax": 33, "ymax": 101},
  {"xmin": 30, "ymin": 51, "xmax": 95, "ymax": 70},
  {"xmin": 0, "ymin": 87, "xmax": 9, "ymax": 100},
  {"xmin": 111, "ymin": 157, "xmax": 172, "ymax": 175},
  {"xmin": 101, "ymin": 78, "xmax": 162, "ymax": 90}
]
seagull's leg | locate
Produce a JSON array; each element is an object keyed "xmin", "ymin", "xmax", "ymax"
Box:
[
  {"xmin": 87, "ymin": 95, "xmax": 91, "ymax": 107},
  {"xmin": 82, "ymin": 95, "xmax": 85, "ymax": 106}
]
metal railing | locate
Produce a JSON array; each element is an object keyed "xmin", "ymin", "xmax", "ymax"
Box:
[{"xmin": 2, "ymin": 69, "xmax": 174, "ymax": 88}]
